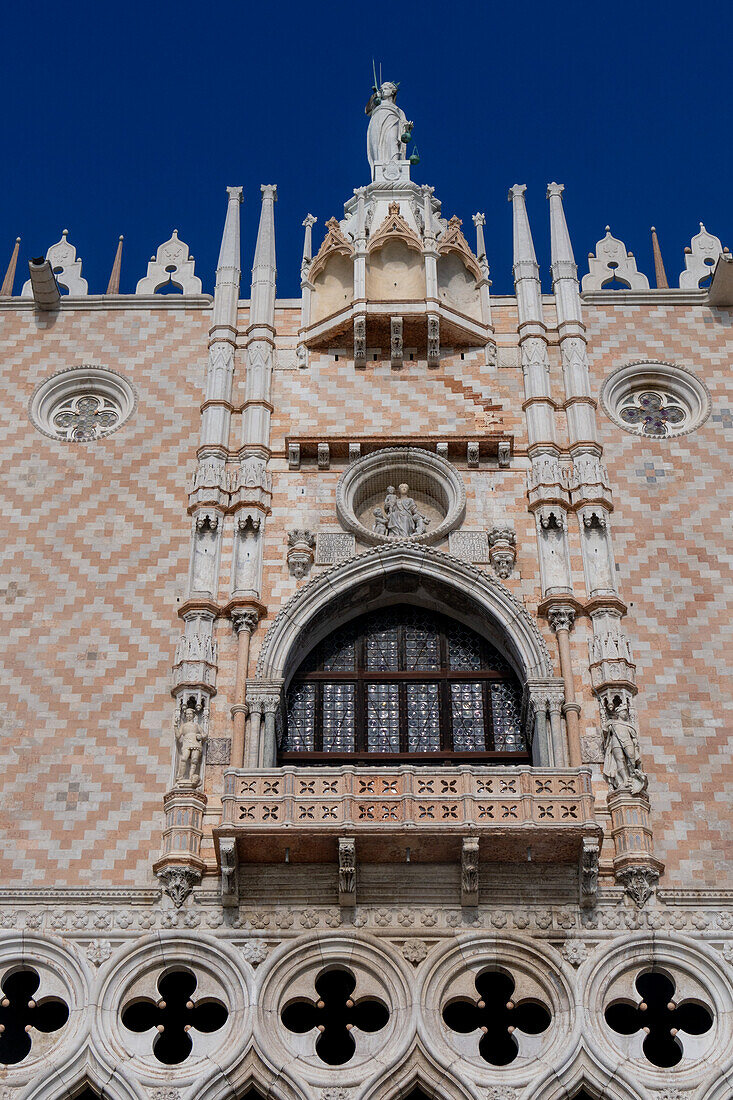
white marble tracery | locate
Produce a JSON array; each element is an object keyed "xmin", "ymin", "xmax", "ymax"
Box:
[
  {"xmin": 582, "ymin": 228, "xmax": 650, "ymax": 291},
  {"xmin": 6, "ymin": 928, "xmax": 729, "ymax": 1100},
  {"xmin": 21, "ymin": 229, "xmax": 88, "ymax": 297},
  {"xmin": 136, "ymin": 230, "xmax": 202, "ymax": 295}
]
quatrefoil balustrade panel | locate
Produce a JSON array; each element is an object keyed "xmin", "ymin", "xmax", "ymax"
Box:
[
  {"xmin": 604, "ymin": 969, "xmax": 713, "ymax": 1068},
  {"xmin": 281, "ymin": 967, "xmax": 389, "ymax": 1065},
  {"xmin": 218, "ymin": 765, "xmax": 599, "ymax": 865},
  {"xmin": 121, "ymin": 968, "xmax": 228, "ymax": 1064},
  {"xmin": 0, "ymin": 967, "xmax": 69, "ymax": 1065}
]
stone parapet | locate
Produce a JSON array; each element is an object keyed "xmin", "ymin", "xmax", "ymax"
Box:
[{"xmin": 217, "ymin": 766, "xmax": 600, "ymax": 864}]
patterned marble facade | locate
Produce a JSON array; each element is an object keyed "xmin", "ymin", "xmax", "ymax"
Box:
[{"xmin": 0, "ymin": 79, "xmax": 731, "ymax": 1100}]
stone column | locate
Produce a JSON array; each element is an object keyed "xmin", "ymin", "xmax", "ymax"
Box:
[
  {"xmin": 472, "ymin": 212, "xmax": 494, "ymax": 363},
  {"xmin": 245, "ymin": 700, "xmax": 263, "ymax": 770},
  {"xmin": 230, "ymin": 609, "xmax": 259, "ymax": 768},
  {"xmin": 548, "ymin": 605, "xmax": 582, "ymax": 767}
]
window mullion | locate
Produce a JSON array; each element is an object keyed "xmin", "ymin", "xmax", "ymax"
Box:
[
  {"xmin": 485, "ymin": 679, "xmax": 495, "ymax": 751},
  {"xmin": 315, "ymin": 682, "xmax": 324, "ymax": 753}
]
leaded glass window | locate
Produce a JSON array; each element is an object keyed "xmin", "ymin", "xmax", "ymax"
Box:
[
  {"xmin": 618, "ymin": 389, "xmax": 686, "ymax": 437},
  {"xmin": 282, "ymin": 606, "xmax": 527, "ymax": 762}
]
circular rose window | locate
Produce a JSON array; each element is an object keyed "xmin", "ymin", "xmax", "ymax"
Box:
[
  {"xmin": 600, "ymin": 361, "xmax": 711, "ymax": 439},
  {"xmin": 29, "ymin": 365, "xmax": 136, "ymax": 442},
  {"xmin": 336, "ymin": 447, "xmax": 466, "ymax": 546}
]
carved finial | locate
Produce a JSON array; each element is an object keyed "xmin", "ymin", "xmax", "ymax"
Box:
[
  {"xmin": 582, "ymin": 227, "xmax": 650, "ymax": 291},
  {"xmin": 650, "ymin": 226, "xmax": 669, "ymax": 289},
  {"xmin": 472, "ymin": 212, "xmax": 486, "ymax": 227},
  {"xmin": 0, "ymin": 237, "xmax": 21, "ymax": 297},
  {"xmin": 106, "ymin": 235, "xmax": 124, "ymax": 295},
  {"xmin": 302, "ymin": 214, "xmax": 317, "ymax": 229},
  {"xmin": 388, "ymin": 201, "xmax": 400, "ymax": 215},
  {"xmin": 679, "ymin": 223, "xmax": 723, "ymax": 288},
  {"xmin": 136, "ymin": 230, "xmax": 201, "ymax": 295}
]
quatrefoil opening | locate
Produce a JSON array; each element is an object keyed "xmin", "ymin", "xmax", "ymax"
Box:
[
  {"xmin": 442, "ymin": 968, "xmax": 551, "ymax": 1065},
  {"xmin": 121, "ymin": 968, "xmax": 228, "ymax": 1064},
  {"xmin": 281, "ymin": 966, "xmax": 389, "ymax": 1065},
  {"xmin": 0, "ymin": 967, "xmax": 69, "ymax": 1065},
  {"xmin": 604, "ymin": 969, "xmax": 713, "ymax": 1068}
]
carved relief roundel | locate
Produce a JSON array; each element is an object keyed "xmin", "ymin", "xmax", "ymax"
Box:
[
  {"xmin": 600, "ymin": 360, "xmax": 711, "ymax": 439},
  {"xmin": 29, "ymin": 365, "xmax": 136, "ymax": 442},
  {"xmin": 336, "ymin": 447, "xmax": 466, "ymax": 547}
]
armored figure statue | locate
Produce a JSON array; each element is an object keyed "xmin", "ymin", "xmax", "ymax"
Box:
[
  {"xmin": 366, "ymin": 81, "xmax": 412, "ymax": 179},
  {"xmin": 374, "ymin": 483, "xmax": 429, "ymax": 538},
  {"xmin": 602, "ymin": 698, "xmax": 647, "ymax": 795},
  {"xmin": 174, "ymin": 703, "xmax": 208, "ymax": 787}
]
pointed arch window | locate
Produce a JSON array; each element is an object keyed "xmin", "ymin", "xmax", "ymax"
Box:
[{"xmin": 282, "ymin": 606, "xmax": 528, "ymax": 763}]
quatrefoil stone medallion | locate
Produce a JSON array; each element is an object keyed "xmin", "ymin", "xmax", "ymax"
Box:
[
  {"xmin": 281, "ymin": 967, "xmax": 389, "ymax": 1065},
  {"xmin": 442, "ymin": 969, "xmax": 551, "ymax": 1065},
  {"xmin": 121, "ymin": 968, "xmax": 228, "ymax": 1064},
  {"xmin": 0, "ymin": 968, "xmax": 69, "ymax": 1065},
  {"xmin": 605, "ymin": 969, "xmax": 713, "ymax": 1067}
]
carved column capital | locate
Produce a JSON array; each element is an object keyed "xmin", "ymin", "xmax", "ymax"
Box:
[
  {"xmin": 232, "ymin": 609, "xmax": 259, "ymax": 635},
  {"xmin": 548, "ymin": 605, "xmax": 576, "ymax": 633},
  {"xmin": 617, "ymin": 865, "xmax": 660, "ymax": 908},
  {"xmin": 338, "ymin": 837, "xmax": 356, "ymax": 907},
  {"xmin": 156, "ymin": 865, "xmax": 202, "ymax": 909}
]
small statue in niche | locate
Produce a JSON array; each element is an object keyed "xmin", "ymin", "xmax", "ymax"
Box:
[
  {"xmin": 375, "ymin": 483, "xmax": 430, "ymax": 538},
  {"xmin": 602, "ymin": 698, "xmax": 647, "ymax": 795},
  {"xmin": 174, "ymin": 702, "xmax": 208, "ymax": 787},
  {"xmin": 373, "ymin": 508, "xmax": 388, "ymax": 536}
]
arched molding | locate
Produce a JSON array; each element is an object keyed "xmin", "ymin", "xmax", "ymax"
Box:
[
  {"xmin": 253, "ymin": 931, "xmax": 413, "ymax": 1090},
  {"xmin": 254, "ymin": 543, "xmax": 553, "ymax": 686},
  {"xmin": 419, "ymin": 933, "xmax": 576, "ymax": 1089},
  {"xmin": 0, "ymin": 934, "xmax": 90, "ymax": 1096},
  {"xmin": 581, "ymin": 933, "xmax": 732, "ymax": 1095},
  {"xmin": 91, "ymin": 931, "xmax": 252, "ymax": 1092},
  {"xmin": 23, "ymin": 1037, "xmax": 148, "ymax": 1100},
  {"xmin": 527, "ymin": 1046, "xmax": 645, "ymax": 1100},
  {"xmin": 701, "ymin": 1065, "xmax": 733, "ymax": 1100},
  {"xmin": 362, "ymin": 1040, "xmax": 479, "ymax": 1100},
  {"xmin": 335, "ymin": 447, "xmax": 466, "ymax": 548},
  {"xmin": 192, "ymin": 1045, "xmax": 307, "ymax": 1100}
]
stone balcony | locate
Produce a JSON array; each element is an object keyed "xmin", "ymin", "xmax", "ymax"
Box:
[{"xmin": 216, "ymin": 766, "xmax": 601, "ymax": 865}]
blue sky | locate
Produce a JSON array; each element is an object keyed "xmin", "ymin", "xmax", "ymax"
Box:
[{"xmin": 2, "ymin": 0, "xmax": 730, "ymax": 297}]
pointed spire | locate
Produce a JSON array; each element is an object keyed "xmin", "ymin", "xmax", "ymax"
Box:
[
  {"xmin": 472, "ymin": 213, "xmax": 487, "ymax": 263},
  {"xmin": 301, "ymin": 214, "xmax": 316, "ymax": 265},
  {"xmin": 509, "ymin": 184, "xmax": 538, "ymax": 269},
  {"xmin": 0, "ymin": 238, "xmax": 20, "ymax": 297},
  {"xmin": 217, "ymin": 186, "xmax": 243, "ymax": 273},
  {"xmin": 211, "ymin": 186, "xmax": 243, "ymax": 332},
  {"xmin": 509, "ymin": 185, "xmax": 543, "ymax": 325},
  {"xmin": 250, "ymin": 184, "xmax": 277, "ymax": 330},
  {"xmin": 547, "ymin": 183, "xmax": 576, "ymax": 266},
  {"xmin": 106, "ymin": 235, "xmax": 124, "ymax": 295},
  {"xmin": 650, "ymin": 226, "xmax": 669, "ymax": 289}
]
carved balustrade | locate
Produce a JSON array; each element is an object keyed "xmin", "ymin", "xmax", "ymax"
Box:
[{"xmin": 217, "ymin": 765, "xmax": 599, "ymax": 863}]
